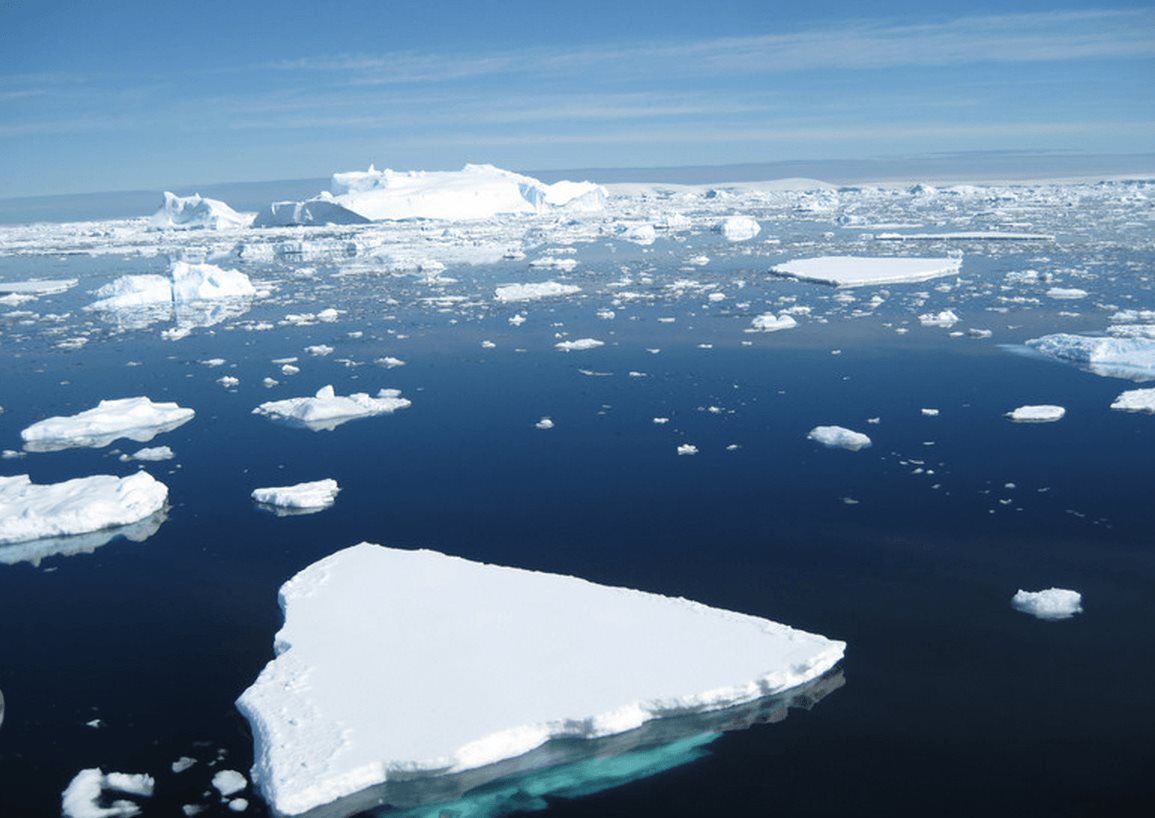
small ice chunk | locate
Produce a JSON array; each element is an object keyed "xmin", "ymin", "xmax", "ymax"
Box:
[
  {"xmin": 653, "ymin": 417, "xmax": 669, "ymax": 424},
  {"xmin": 171, "ymin": 757, "xmax": 197, "ymax": 774},
  {"xmin": 253, "ymin": 385, "xmax": 410, "ymax": 431},
  {"xmin": 1011, "ymin": 588, "xmax": 1083, "ymax": 620},
  {"xmin": 217, "ymin": 376, "xmax": 240, "ymax": 388},
  {"xmin": 305, "ymin": 345, "xmax": 334, "ymax": 357},
  {"xmin": 375, "ymin": 357, "xmax": 406, "ymax": 369},
  {"xmin": 1024, "ymin": 334, "xmax": 1155, "ymax": 382},
  {"xmin": 1046, "ymin": 287, "xmax": 1088, "ymax": 300},
  {"xmin": 495, "ymin": 282, "xmax": 581, "ymax": 302},
  {"xmin": 317, "ymin": 308, "xmax": 340, "ymax": 322},
  {"xmin": 919, "ymin": 310, "xmax": 960, "ymax": 328},
  {"xmin": 1006, "ymin": 405, "xmax": 1066, "ymax": 423},
  {"xmin": 228, "ymin": 799, "xmax": 249, "ymax": 812},
  {"xmin": 212, "ymin": 769, "xmax": 248, "ymax": 798},
  {"xmin": 807, "ymin": 426, "xmax": 872, "ymax": 451},
  {"xmin": 21, "ymin": 397, "xmax": 194, "ymax": 452},
  {"xmin": 252, "ymin": 480, "xmax": 340, "ymax": 512},
  {"xmin": 124, "ymin": 446, "xmax": 174, "ymax": 462},
  {"xmin": 0, "ymin": 472, "xmax": 168, "ymax": 545},
  {"xmin": 62, "ymin": 768, "xmax": 155, "ymax": 818},
  {"xmin": 281, "ymin": 364, "xmax": 300, "ymax": 376},
  {"xmin": 747, "ymin": 313, "xmax": 797, "ymax": 333},
  {"xmin": 534, "ymin": 417, "xmax": 554, "ymax": 430},
  {"xmin": 676, "ymin": 444, "xmax": 698, "ymax": 455},
  {"xmin": 921, "ymin": 408, "xmax": 939, "ymax": 417},
  {"xmin": 555, "ymin": 338, "xmax": 604, "ymax": 352},
  {"xmin": 1110, "ymin": 388, "xmax": 1155, "ymax": 413},
  {"xmin": 717, "ymin": 216, "xmax": 761, "ymax": 241}
]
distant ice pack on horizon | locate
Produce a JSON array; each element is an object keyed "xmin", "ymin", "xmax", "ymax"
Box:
[{"xmin": 252, "ymin": 164, "xmax": 606, "ymax": 226}]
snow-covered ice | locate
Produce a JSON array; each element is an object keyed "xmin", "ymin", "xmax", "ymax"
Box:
[
  {"xmin": 1011, "ymin": 588, "xmax": 1083, "ymax": 620},
  {"xmin": 253, "ymin": 385, "xmax": 410, "ymax": 431},
  {"xmin": 21, "ymin": 397, "xmax": 194, "ymax": 452},
  {"xmin": 0, "ymin": 278, "xmax": 78, "ymax": 295},
  {"xmin": 494, "ymin": 282, "xmax": 581, "ymax": 302},
  {"xmin": 61, "ymin": 768, "xmax": 154, "ymax": 818},
  {"xmin": 1110, "ymin": 388, "xmax": 1155, "ymax": 413},
  {"xmin": 717, "ymin": 216, "xmax": 761, "ymax": 241},
  {"xmin": 1024, "ymin": 334, "xmax": 1155, "ymax": 381},
  {"xmin": 771, "ymin": 256, "xmax": 961, "ymax": 288},
  {"xmin": 120, "ymin": 445, "xmax": 174, "ymax": 462},
  {"xmin": 212, "ymin": 770, "xmax": 248, "ymax": 798},
  {"xmin": 1006, "ymin": 405, "xmax": 1066, "ymax": 423},
  {"xmin": 237, "ymin": 543, "xmax": 844, "ymax": 816},
  {"xmin": 807, "ymin": 426, "xmax": 872, "ymax": 451},
  {"xmin": 149, "ymin": 192, "xmax": 251, "ymax": 231},
  {"xmin": 919, "ymin": 309, "xmax": 960, "ymax": 328},
  {"xmin": 0, "ymin": 472, "xmax": 168, "ymax": 545},
  {"xmin": 252, "ymin": 480, "xmax": 340, "ymax": 512},
  {"xmin": 1045, "ymin": 287, "xmax": 1088, "ymax": 300},
  {"xmin": 555, "ymin": 338, "xmax": 605, "ymax": 352},
  {"xmin": 89, "ymin": 261, "xmax": 256, "ymax": 312},
  {"xmin": 747, "ymin": 313, "xmax": 798, "ymax": 333}
]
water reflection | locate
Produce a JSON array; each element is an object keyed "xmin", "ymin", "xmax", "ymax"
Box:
[
  {"xmin": 296, "ymin": 671, "xmax": 843, "ymax": 818},
  {"xmin": 88, "ymin": 296, "xmax": 252, "ymax": 336},
  {"xmin": 0, "ymin": 508, "xmax": 168, "ymax": 568}
]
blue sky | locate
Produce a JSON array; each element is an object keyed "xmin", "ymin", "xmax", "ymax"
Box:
[{"xmin": 1, "ymin": 0, "xmax": 1152, "ymax": 196}]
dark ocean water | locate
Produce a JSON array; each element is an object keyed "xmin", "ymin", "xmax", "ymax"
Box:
[{"xmin": 1, "ymin": 207, "xmax": 1153, "ymax": 817}]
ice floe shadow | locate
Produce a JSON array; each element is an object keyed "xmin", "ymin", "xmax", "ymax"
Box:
[
  {"xmin": 298, "ymin": 671, "xmax": 843, "ymax": 818},
  {"xmin": 0, "ymin": 508, "xmax": 168, "ymax": 568}
]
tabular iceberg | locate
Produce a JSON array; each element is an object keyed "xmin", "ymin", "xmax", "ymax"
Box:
[
  {"xmin": 252, "ymin": 479, "xmax": 340, "ymax": 513},
  {"xmin": 0, "ymin": 472, "xmax": 168, "ymax": 545},
  {"xmin": 771, "ymin": 256, "xmax": 961, "ymax": 288},
  {"xmin": 1110, "ymin": 388, "xmax": 1155, "ymax": 413},
  {"xmin": 237, "ymin": 543, "xmax": 844, "ymax": 816},
  {"xmin": 21, "ymin": 396, "xmax": 195, "ymax": 452},
  {"xmin": 1006, "ymin": 405, "xmax": 1066, "ymax": 423},
  {"xmin": 149, "ymin": 192, "xmax": 251, "ymax": 231},
  {"xmin": 253, "ymin": 385, "xmax": 411, "ymax": 431}
]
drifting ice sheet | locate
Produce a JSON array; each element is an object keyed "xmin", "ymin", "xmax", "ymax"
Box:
[
  {"xmin": 1110, "ymin": 388, "xmax": 1155, "ymax": 413},
  {"xmin": 237, "ymin": 543, "xmax": 844, "ymax": 816},
  {"xmin": 0, "ymin": 472, "xmax": 168, "ymax": 545},
  {"xmin": 252, "ymin": 479, "xmax": 340, "ymax": 512},
  {"xmin": 253, "ymin": 385, "xmax": 410, "ymax": 431},
  {"xmin": 771, "ymin": 256, "xmax": 961, "ymax": 288},
  {"xmin": 21, "ymin": 397, "xmax": 194, "ymax": 451},
  {"xmin": 1006, "ymin": 405, "xmax": 1066, "ymax": 423},
  {"xmin": 494, "ymin": 282, "xmax": 581, "ymax": 302}
]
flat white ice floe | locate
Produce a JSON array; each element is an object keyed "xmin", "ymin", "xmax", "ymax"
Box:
[
  {"xmin": 747, "ymin": 313, "xmax": 797, "ymax": 333},
  {"xmin": 555, "ymin": 338, "xmax": 605, "ymax": 352},
  {"xmin": 0, "ymin": 472, "xmax": 168, "ymax": 545},
  {"xmin": 919, "ymin": 309, "xmax": 960, "ymax": 328},
  {"xmin": 149, "ymin": 191, "xmax": 252, "ymax": 230},
  {"xmin": 253, "ymin": 385, "xmax": 410, "ymax": 431},
  {"xmin": 0, "ymin": 278, "xmax": 78, "ymax": 295},
  {"xmin": 62, "ymin": 768, "xmax": 155, "ymax": 818},
  {"xmin": 252, "ymin": 479, "xmax": 340, "ymax": 512},
  {"xmin": 494, "ymin": 281, "xmax": 581, "ymax": 302},
  {"xmin": 1024, "ymin": 334, "xmax": 1155, "ymax": 381},
  {"xmin": 1011, "ymin": 588, "xmax": 1083, "ymax": 620},
  {"xmin": 717, "ymin": 216, "xmax": 761, "ymax": 241},
  {"xmin": 21, "ymin": 397, "xmax": 195, "ymax": 451},
  {"xmin": 1006, "ymin": 405, "xmax": 1066, "ymax": 423},
  {"xmin": 1110, "ymin": 387, "xmax": 1155, "ymax": 413},
  {"xmin": 237, "ymin": 543, "xmax": 844, "ymax": 816},
  {"xmin": 807, "ymin": 426, "xmax": 872, "ymax": 451},
  {"xmin": 771, "ymin": 256, "xmax": 961, "ymax": 288}
]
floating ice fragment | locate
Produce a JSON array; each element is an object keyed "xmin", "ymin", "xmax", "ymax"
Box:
[
  {"xmin": 228, "ymin": 799, "xmax": 249, "ymax": 812},
  {"xmin": 0, "ymin": 473, "xmax": 168, "ymax": 546},
  {"xmin": 771, "ymin": 256, "xmax": 961, "ymax": 288},
  {"xmin": 375, "ymin": 356, "xmax": 406, "ymax": 368},
  {"xmin": 495, "ymin": 282, "xmax": 581, "ymax": 302},
  {"xmin": 122, "ymin": 446, "xmax": 174, "ymax": 462},
  {"xmin": 1110, "ymin": 388, "xmax": 1155, "ymax": 413},
  {"xmin": 747, "ymin": 313, "xmax": 797, "ymax": 333},
  {"xmin": 305, "ymin": 345, "xmax": 334, "ymax": 356},
  {"xmin": 1006, "ymin": 405, "xmax": 1066, "ymax": 423},
  {"xmin": 807, "ymin": 426, "xmax": 872, "ymax": 451},
  {"xmin": 676, "ymin": 444, "xmax": 698, "ymax": 455},
  {"xmin": 150, "ymin": 192, "xmax": 250, "ymax": 230},
  {"xmin": 252, "ymin": 480, "xmax": 340, "ymax": 513},
  {"xmin": 0, "ymin": 278, "xmax": 78, "ymax": 295},
  {"xmin": 212, "ymin": 770, "xmax": 248, "ymax": 798},
  {"xmin": 717, "ymin": 216, "xmax": 761, "ymax": 241},
  {"xmin": 236, "ymin": 543, "xmax": 843, "ymax": 816},
  {"xmin": 1024, "ymin": 334, "xmax": 1155, "ymax": 381},
  {"xmin": 62, "ymin": 768, "xmax": 154, "ymax": 818},
  {"xmin": 1046, "ymin": 287, "xmax": 1088, "ymax": 300},
  {"xmin": 1011, "ymin": 588, "xmax": 1082, "ymax": 620},
  {"xmin": 919, "ymin": 310, "xmax": 960, "ymax": 328},
  {"xmin": 218, "ymin": 376, "xmax": 240, "ymax": 388},
  {"xmin": 555, "ymin": 338, "xmax": 604, "ymax": 352},
  {"xmin": 172, "ymin": 757, "xmax": 197, "ymax": 774},
  {"xmin": 253, "ymin": 385, "xmax": 410, "ymax": 431},
  {"xmin": 534, "ymin": 417, "xmax": 554, "ymax": 430},
  {"xmin": 21, "ymin": 397, "xmax": 194, "ymax": 452},
  {"xmin": 921, "ymin": 408, "xmax": 939, "ymax": 417}
]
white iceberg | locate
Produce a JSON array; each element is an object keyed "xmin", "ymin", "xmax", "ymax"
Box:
[
  {"xmin": 717, "ymin": 216, "xmax": 760, "ymax": 241},
  {"xmin": 21, "ymin": 396, "xmax": 195, "ymax": 452},
  {"xmin": 1011, "ymin": 588, "xmax": 1083, "ymax": 620},
  {"xmin": 919, "ymin": 309, "xmax": 960, "ymax": 328},
  {"xmin": 212, "ymin": 770, "xmax": 248, "ymax": 798},
  {"xmin": 494, "ymin": 282, "xmax": 581, "ymax": 303},
  {"xmin": 253, "ymin": 385, "xmax": 411, "ymax": 431},
  {"xmin": 807, "ymin": 426, "xmax": 872, "ymax": 451},
  {"xmin": 1046, "ymin": 287, "xmax": 1088, "ymax": 300},
  {"xmin": 149, "ymin": 192, "xmax": 251, "ymax": 231},
  {"xmin": 89, "ymin": 261, "xmax": 256, "ymax": 312},
  {"xmin": 555, "ymin": 338, "xmax": 605, "ymax": 352},
  {"xmin": 252, "ymin": 479, "xmax": 340, "ymax": 513},
  {"xmin": 747, "ymin": 313, "xmax": 798, "ymax": 333},
  {"xmin": 771, "ymin": 256, "xmax": 961, "ymax": 288},
  {"xmin": 62, "ymin": 768, "xmax": 155, "ymax": 818},
  {"xmin": 89, "ymin": 274, "xmax": 174, "ymax": 311},
  {"xmin": 1110, "ymin": 387, "xmax": 1155, "ymax": 413},
  {"xmin": 237, "ymin": 543, "xmax": 844, "ymax": 816},
  {"xmin": 255, "ymin": 164, "xmax": 605, "ymax": 225},
  {"xmin": 0, "ymin": 472, "xmax": 168, "ymax": 546},
  {"xmin": 1024, "ymin": 334, "xmax": 1155, "ymax": 382},
  {"xmin": 1006, "ymin": 405, "xmax": 1066, "ymax": 423}
]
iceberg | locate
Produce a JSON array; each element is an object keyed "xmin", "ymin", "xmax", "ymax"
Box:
[
  {"xmin": 89, "ymin": 261, "xmax": 256, "ymax": 312},
  {"xmin": 0, "ymin": 278, "xmax": 78, "ymax": 295},
  {"xmin": 0, "ymin": 510, "xmax": 167, "ymax": 567},
  {"xmin": 252, "ymin": 197, "xmax": 370, "ymax": 228},
  {"xmin": 1110, "ymin": 387, "xmax": 1155, "ymax": 413},
  {"xmin": 237, "ymin": 543, "xmax": 844, "ymax": 817},
  {"xmin": 252, "ymin": 479, "xmax": 340, "ymax": 513},
  {"xmin": 62, "ymin": 769, "xmax": 154, "ymax": 818},
  {"xmin": 253, "ymin": 385, "xmax": 411, "ymax": 431},
  {"xmin": 807, "ymin": 426, "xmax": 872, "ymax": 451},
  {"xmin": 1011, "ymin": 588, "xmax": 1083, "ymax": 620},
  {"xmin": 771, "ymin": 256, "xmax": 961, "ymax": 288},
  {"xmin": 494, "ymin": 281, "xmax": 581, "ymax": 303},
  {"xmin": 0, "ymin": 472, "xmax": 168, "ymax": 546},
  {"xmin": 716, "ymin": 216, "xmax": 761, "ymax": 241},
  {"xmin": 747, "ymin": 313, "xmax": 798, "ymax": 333},
  {"xmin": 1024, "ymin": 334, "xmax": 1155, "ymax": 382},
  {"xmin": 919, "ymin": 309, "xmax": 960, "ymax": 328},
  {"xmin": 149, "ymin": 192, "xmax": 251, "ymax": 231},
  {"xmin": 555, "ymin": 338, "xmax": 604, "ymax": 352},
  {"xmin": 1006, "ymin": 405, "xmax": 1066, "ymax": 423},
  {"xmin": 21, "ymin": 396, "xmax": 194, "ymax": 452}
]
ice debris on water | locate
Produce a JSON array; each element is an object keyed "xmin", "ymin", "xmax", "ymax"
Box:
[
  {"xmin": 21, "ymin": 397, "xmax": 194, "ymax": 452},
  {"xmin": 1006, "ymin": 405, "xmax": 1066, "ymax": 423},
  {"xmin": 61, "ymin": 768, "xmax": 155, "ymax": 818},
  {"xmin": 807, "ymin": 426, "xmax": 872, "ymax": 451},
  {"xmin": 253, "ymin": 385, "xmax": 410, "ymax": 431},
  {"xmin": 0, "ymin": 473, "xmax": 168, "ymax": 545},
  {"xmin": 1110, "ymin": 388, "xmax": 1155, "ymax": 413},
  {"xmin": 1011, "ymin": 588, "xmax": 1083, "ymax": 620},
  {"xmin": 251, "ymin": 480, "xmax": 340, "ymax": 512}
]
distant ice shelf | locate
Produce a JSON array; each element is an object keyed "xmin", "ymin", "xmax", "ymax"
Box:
[
  {"xmin": 237, "ymin": 543, "xmax": 844, "ymax": 816},
  {"xmin": 21, "ymin": 396, "xmax": 194, "ymax": 452},
  {"xmin": 771, "ymin": 256, "xmax": 961, "ymax": 288}
]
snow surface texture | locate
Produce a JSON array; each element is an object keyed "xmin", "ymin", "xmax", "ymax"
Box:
[
  {"xmin": 1025, "ymin": 334, "xmax": 1155, "ymax": 381},
  {"xmin": 237, "ymin": 543, "xmax": 844, "ymax": 816},
  {"xmin": 1110, "ymin": 388, "xmax": 1155, "ymax": 413},
  {"xmin": 253, "ymin": 385, "xmax": 411, "ymax": 432},
  {"xmin": 254, "ymin": 164, "xmax": 605, "ymax": 226},
  {"xmin": 89, "ymin": 261, "xmax": 256, "ymax": 311},
  {"xmin": 149, "ymin": 192, "xmax": 251, "ymax": 231},
  {"xmin": 1006, "ymin": 405, "xmax": 1066, "ymax": 423},
  {"xmin": 771, "ymin": 256, "xmax": 961, "ymax": 288},
  {"xmin": 61, "ymin": 769, "xmax": 154, "ymax": 818},
  {"xmin": 252, "ymin": 480, "xmax": 340, "ymax": 511},
  {"xmin": 21, "ymin": 397, "xmax": 194, "ymax": 452},
  {"xmin": 0, "ymin": 472, "xmax": 168, "ymax": 545},
  {"xmin": 807, "ymin": 426, "xmax": 872, "ymax": 451},
  {"xmin": 494, "ymin": 281, "xmax": 581, "ymax": 302},
  {"xmin": 1012, "ymin": 588, "xmax": 1083, "ymax": 620}
]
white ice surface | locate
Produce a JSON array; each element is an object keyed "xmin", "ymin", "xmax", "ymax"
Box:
[
  {"xmin": 21, "ymin": 397, "xmax": 195, "ymax": 451},
  {"xmin": 807, "ymin": 426, "xmax": 872, "ymax": 451},
  {"xmin": 1006, "ymin": 405, "xmax": 1066, "ymax": 423},
  {"xmin": 89, "ymin": 262, "xmax": 255, "ymax": 311},
  {"xmin": 494, "ymin": 282, "xmax": 581, "ymax": 302},
  {"xmin": 1110, "ymin": 387, "xmax": 1155, "ymax": 412},
  {"xmin": 149, "ymin": 192, "xmax": 251, "ymax": 231},
  {"xmin": 0, "ymin": 278, "xmax": 78, "ymax": 295},
  {"xmin": 61, "ymin": 768, "xmax": 154, "ymax": 818},
  {"xmin": 252, "ymin": 480, "xmax": 340, "ymax": 511},
  {"xmin": 1011, "ymin": 588, "xmax": 1083, "ymax": 620},
  {"xmin": 237, "ymin": 543, "xmax": 844, "ymax": 816},
  {"xmin": 717, "ymin": 216, "xmax": 761, "ymax": 241},
  {"xmin": 212, "ymin": 770, "xmax": 248, "ymax": 798},
  {"xmin": 919, "ymin": 309, "xmax": 960, "ymax": 328},
  {"xmin": 0, "ymin": 472, "xmax": 168, "ymax": 545},
  {"xmin": 1025, "ymin": 334, "xmax": 1155, "ymax": 381},
  {"xmin": 555, "ymin": 338, "xmax": 605, "ymax": 352},
  {"xmin": 771, "ymin": 256, "xmax": 961, "ymax": 288},
  {"xmin": 747, "ymin": 313, "xmax": 798, "ymax": 333},
  {"xmin": 253, "ymin": 385, "xmax": 410, "ymax": 431}
]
